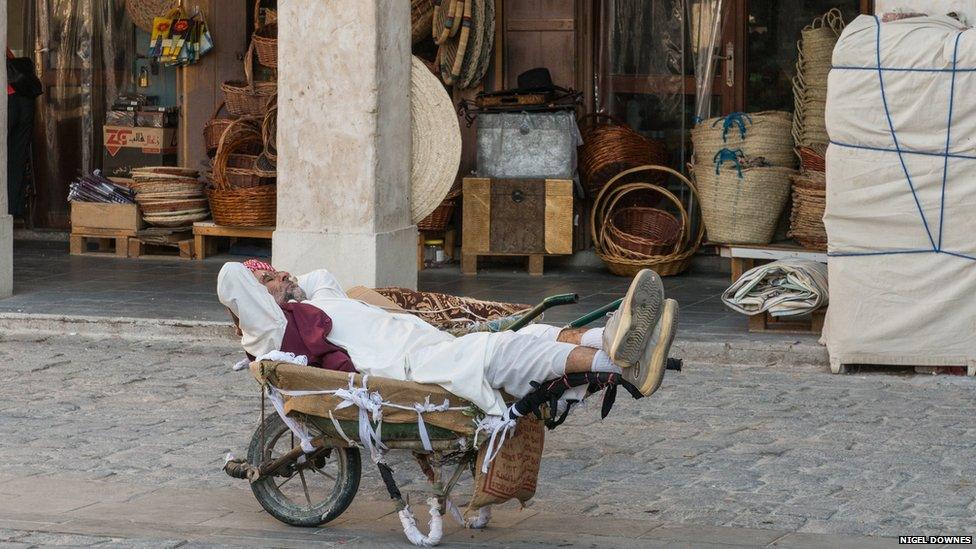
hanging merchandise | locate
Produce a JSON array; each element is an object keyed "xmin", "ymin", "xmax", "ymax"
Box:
[
  {"xmin": 791, "ymin": 9, "xmax": 846, "ymax": 169},
  {"xmin": 433, "ymin": 0, "xmax": 495, "ymax": 88},
  {"xmin": 147, "ymin": 5, "xmax": 214, "ymax": 66}
]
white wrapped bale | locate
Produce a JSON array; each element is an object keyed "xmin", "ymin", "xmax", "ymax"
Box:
[{"xmin": 824, "ymin": 15, "xmax": 976, "ymax": 369}]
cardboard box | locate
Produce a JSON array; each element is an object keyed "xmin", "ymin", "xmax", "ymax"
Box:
[
  {"xmin": 70, "ymin": 202, "xmax": 144, "ymax": 232},
  {"xmin": 102, "ymin": 125, "xmax": 178, "ymax": 177}
]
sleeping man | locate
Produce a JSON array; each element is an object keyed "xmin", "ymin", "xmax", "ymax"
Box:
[{"xmin": 217, "ymin": 260, "xmax": 679, "ymax": 417}]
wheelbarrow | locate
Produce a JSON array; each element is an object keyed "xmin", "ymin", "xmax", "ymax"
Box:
[{"xmin": 225, "ymin": 293, "xmax": 681, "ymax": 544}]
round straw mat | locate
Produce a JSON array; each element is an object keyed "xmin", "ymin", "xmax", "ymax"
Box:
[
  {"xmin": 411, "ymin": 55, "xmax": 461, "ymax": 223},
  {"xmin": 457, "ymin": 0, "xmax": 487, "ymax": 89}
]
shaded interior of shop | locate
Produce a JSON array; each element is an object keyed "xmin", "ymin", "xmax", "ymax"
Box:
[{"xmin": 6, "ymin": 0, "xmax": 867, "ymax": 232}]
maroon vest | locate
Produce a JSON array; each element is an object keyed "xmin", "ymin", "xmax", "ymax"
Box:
[{"xmin": 278, "ymin": 302, "xmax": 356, "ymax": 372}]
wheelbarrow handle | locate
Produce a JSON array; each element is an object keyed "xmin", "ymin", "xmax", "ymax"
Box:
[
  {"xmin": 508, "ymin": 293, "xmax": 579, "ymax": 332},
  {"xmin": 566, "ymin": 297, "xmax": 623, "ymax": 329}
]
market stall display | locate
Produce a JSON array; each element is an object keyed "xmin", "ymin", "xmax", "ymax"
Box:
[
  {"xmin": 130, "ymin": 167, "xmax": 209, "ymax": 228},
  {"xmin": 824, "ymin": 14, "xmax": 976, "ymax": 374}
]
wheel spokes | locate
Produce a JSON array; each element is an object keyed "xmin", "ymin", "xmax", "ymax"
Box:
[{"xmin": 297, "ymin": 469, "xmax": 313, "ymax": 507}]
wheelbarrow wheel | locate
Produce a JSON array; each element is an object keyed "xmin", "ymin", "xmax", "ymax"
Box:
[{"xmin": 247, "ymin": 413, "xmax": 361, "ymax": 527}]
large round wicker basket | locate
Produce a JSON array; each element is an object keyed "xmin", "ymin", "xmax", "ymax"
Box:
[{"xmin": 592, "ymin": 165, "xmax": 703, "ymax": 277}]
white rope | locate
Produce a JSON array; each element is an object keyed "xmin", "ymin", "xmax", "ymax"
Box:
[
  {"xmin": 472, "ymin": 406, "xmax": 521, "ymax": 473},
  {"xmin": 399, "ymin": 497, "xmax": 444, "ymax": 547},
  {"xmin": 268, "ymin": 374, "xmax": 468, "ymax": 461},
  {"xmin": 265, "ymin": 386, "xmax": 316, "ymax": 453},
  {"xmin": 465, "ymin": 506, "xmax": 492, "ymax": 529}
]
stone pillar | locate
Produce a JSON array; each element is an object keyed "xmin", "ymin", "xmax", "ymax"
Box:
[
  {"xmin": 0, "ymin": 0, "xmax": 12, "ymax": 298},
  {"xmin": 273, "ymin": 0, "xmax": 417, "ymax": 290}
]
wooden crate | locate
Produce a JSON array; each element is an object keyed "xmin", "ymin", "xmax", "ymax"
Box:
[
  {"xmin": 192, "ymin": 221, "xmax": 274, "ymax": 260},
  {"xmin": 69, "ymin": 227, "xmax": 135, "ymax": 257},
  {"xmin": 461, "ymin": 177, "xmax": 573, "ymax": 276}
]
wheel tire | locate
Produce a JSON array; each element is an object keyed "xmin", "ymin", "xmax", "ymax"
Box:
[{"xmin": 246, "ymin": 413, "xmax": 361, "ymax": 527}]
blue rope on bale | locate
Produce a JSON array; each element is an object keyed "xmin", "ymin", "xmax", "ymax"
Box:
[
  {"xmin": 711, "ymin": 111, "xmax": 753, "ymax": 142},
  {"xmin": 713, "ymin": 148, "xmax": 745, "ymax": 178},
  {"xmin": 827, "ymin": 18, "xmax": 974, "ymax": 262}
]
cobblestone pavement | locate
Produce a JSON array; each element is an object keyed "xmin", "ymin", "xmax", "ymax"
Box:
[{"xmin": 0, "ymin": 332, "xmax": 971, "ymax": 546}]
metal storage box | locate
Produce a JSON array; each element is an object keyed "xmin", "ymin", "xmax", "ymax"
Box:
[{"xmin": 476, "ymin": 111, "xmax": 582, "ymax": 179}]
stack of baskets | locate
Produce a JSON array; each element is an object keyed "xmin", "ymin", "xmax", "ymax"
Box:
[
  {"xmin": 591, "ymin": 165, "xmax": 703, "ymax": 277},
  {"xmin": 792, "ymin": 8, "xmax": 845, "ymax": 170},
  {"xmin": 204, "ymin": 0, "xmax": 277, "ymax": 228},
  {"xmin": 788, "ymin": 171, "xmax": 827, "ymax": 250},
  {"xmin": 130, "ymin": 167, "xmax": 209, "ymax": 228},
  {"xmin": 432, "ymin": 0, "xmax": 495, "ymax": 89},
  {"xmin": 579, "ymin": 114, "xmax": 668, "ymax": 196},
  {"xmin": 690, "ymin": 111, "xmax": 796, "ymax": 245}
]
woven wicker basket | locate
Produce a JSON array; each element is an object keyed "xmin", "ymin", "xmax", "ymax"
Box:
[
  {"xmin": 221, "ymin": 44, "xmax": 277, "ymax": 117},
  {"xmin": 693, "ymin": 111, "xmax": 795, "ymax": 168},
  {"xmin": 412, "ymin": 0, "xmax": 435, "ymax": 44},
  {"xmin": 607, "ymin": 207, "xmax": 682, "ymax": 258},
  {"xmin": 207, "ymin": 185, "xmax": 276, "ymax": 227},
  {"xmin": 788, "ymin": 171, "xmax": 828, "ymax": 250},
  {"xmin": 204, "ymin": 102, "xmax": 236, "ymax": 157},
  {"xmin": 262, "ymin": 100, "xmax": 277, "ymax": 161},
  {"xmin": 692, "ymin": 160, "xmax": 795, "ymax": 245},
  {"xmin": 792, "ymin": 9, "xmax": 845, "ymax": 151},
  {"xmin": 578, "ymin": 113, "xmax": 668, "ymax": 194},
  {"xmin": 213, "ymin": 119, "xmax": 267, "ymax": 189},
  {"xmin": 253, "ymin": 23, "xmax": 277, "ymax": 69},
  {"xmin": 797, "ymin": 145, "xmax": 826, "ymax": 172},
  {"xmin": 592, "ymin": 165, "xmax": 703, "ymax": 277}
]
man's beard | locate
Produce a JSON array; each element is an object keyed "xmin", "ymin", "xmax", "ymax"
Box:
[{"xmin": 283, "ymin": 284, "xmax": 307, "ymax": 302}]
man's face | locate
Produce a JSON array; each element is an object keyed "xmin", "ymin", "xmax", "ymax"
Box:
[{"xmin": 253, "ymin": 269, "xmax": 307, "ymax": 305}]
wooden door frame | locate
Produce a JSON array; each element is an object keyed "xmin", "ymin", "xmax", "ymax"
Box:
[{"xmin": 729, "ymin": 0, "xmax": 874, "ymax": 111}]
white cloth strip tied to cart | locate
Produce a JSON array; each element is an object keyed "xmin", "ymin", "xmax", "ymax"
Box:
[{"xmin": 721, "ymin": 259, "xmax": 828, "ymax": 317}]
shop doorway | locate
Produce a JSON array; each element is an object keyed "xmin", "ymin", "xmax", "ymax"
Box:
[{"xmin": 594, "ymin": 0, "xmax": 872, "ymax": 164}]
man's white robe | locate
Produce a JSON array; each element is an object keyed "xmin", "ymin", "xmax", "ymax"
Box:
[{"xmin": 217, "ymin": 263, "xmax": 573, "ymax": 416}]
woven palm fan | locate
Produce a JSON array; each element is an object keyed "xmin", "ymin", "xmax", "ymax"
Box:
[
  {"xmin": 457, "ymin": 0, "xmax": 485, "ymax": 89},
  {"xmin": 438, "ymin": 0, "xmax": 472, "ymax": 85},
  {"xmin": 432, "ymin": 0, "xmax": 458, "ymax": 44},
  {"xmin": 410, "ymin": 56, "xmax": 461, "ymax": 223},
  {"xmin": 468, "ymin": 0, "xmax": 495, "ymax": 89},
  {"xmin": 124, "ymin": 0, "xmax": 178, "ymax": 32}
]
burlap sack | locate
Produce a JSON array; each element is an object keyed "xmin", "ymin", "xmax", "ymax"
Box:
[{"xmin": 466, "ymin": 417, "xmax": 545, "ymax": 518}]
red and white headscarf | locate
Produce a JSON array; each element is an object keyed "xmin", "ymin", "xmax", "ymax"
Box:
[{"xmin": 242, "ymin": 258, "xmax": 276, "ymax": 273}]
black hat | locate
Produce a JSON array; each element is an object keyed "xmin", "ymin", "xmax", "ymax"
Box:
[{"xmin": 515, "ymin": 67, "xmax": 556, "ymax": 93}]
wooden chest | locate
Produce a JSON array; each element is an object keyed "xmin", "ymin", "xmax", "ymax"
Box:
[{"xmin": 461, "ymin": 177, "xmax": 573, "ymax": 275}]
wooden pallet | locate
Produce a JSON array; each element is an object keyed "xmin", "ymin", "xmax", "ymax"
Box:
[
  {"xmin": 748, "ymin": 308, "xmax": 826, "ymax": 334},
  {"xmin": 128, "ymin": 228, "xmax": 195, "ymax": 260},
  {"xmin": 69, "ymin": 228, "xmax": 135, "ymax": 257},
  {"xmin": 461, "ymin": 252, "xmax": 545, "ymax": 276},
  {"xmin": 193, "ymin": 221, "xmax": 274, "ymax": 260}
]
